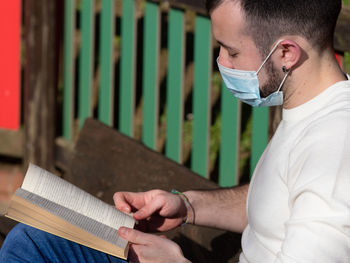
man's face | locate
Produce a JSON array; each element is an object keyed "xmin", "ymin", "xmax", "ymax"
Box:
[{"xmin": 211, "ymin": 0, "xmax": 283, "ymax": 98}]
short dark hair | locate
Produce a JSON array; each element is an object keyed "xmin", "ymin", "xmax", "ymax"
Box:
[{"xmin": 206, "ymin": 0, "xmax": 342, "ymax": 55}]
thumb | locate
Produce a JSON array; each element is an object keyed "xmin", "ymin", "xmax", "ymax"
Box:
[
  {"xmin": 119, "ymin": 227, "xmax": 153, "ymax": 245},
  {"xmin": 133, "ymin": 198, "xmax": 164, "ymax": 220}
]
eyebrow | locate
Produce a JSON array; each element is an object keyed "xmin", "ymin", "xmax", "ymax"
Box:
[{"xmin": 216, "ymin": 40, "xmax": 239, "ymax": 52}]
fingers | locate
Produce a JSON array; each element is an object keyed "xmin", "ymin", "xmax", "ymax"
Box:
[
  {"xmin": 114, "ymin": 190, "xmax": 179, "ymax": 225},
  {"xmin": 119, "ymin": 227, "xmax": 154, "ymax": 245},
  {"xmin": 113, "ymin": 192, "xmax": 144, "ymax": 213},
  {"xmin": 133, "ymin": 196, "xmax": 165, "ymax": 220},
  {"xmin": 120, "ymin": 228, "xmax": 187, "ymax": 263}
]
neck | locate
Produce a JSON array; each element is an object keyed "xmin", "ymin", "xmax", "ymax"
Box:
[{"xmin": 283, "ymin": 47, "xmax": 347, "ymax": 109}]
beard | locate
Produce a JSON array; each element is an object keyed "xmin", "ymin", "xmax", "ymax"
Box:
[{"xmin": 259, "ymin": 59, "xmax": 283, "ymax": 98}]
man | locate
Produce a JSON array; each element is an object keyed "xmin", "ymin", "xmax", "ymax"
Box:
[{"xmin": 1, "ymin": 0, "xmax": 349, "ymax": 262}]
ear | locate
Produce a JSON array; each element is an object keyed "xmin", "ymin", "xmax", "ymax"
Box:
[{"xmin": 277, "ymin": 40, "xmax": 302, "ymax": 71}]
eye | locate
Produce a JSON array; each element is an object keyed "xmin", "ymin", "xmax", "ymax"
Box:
[{"xmin": 229, "ymin": 52, "xmax": 238, "ymax": 58}]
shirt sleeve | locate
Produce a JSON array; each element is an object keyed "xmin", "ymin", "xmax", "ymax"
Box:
[{"xmin": 274, "ymin": 115, "xmax": 350, "ymax": 263}]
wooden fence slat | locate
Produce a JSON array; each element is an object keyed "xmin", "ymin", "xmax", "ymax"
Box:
[
  {"xmin": 250, "ymin": 107, "xmax": 269, "ymax": 175},
  {"xmin": 165, "ymin": 8, "xmax": 185, "ymax": 162},
  {"xmin": 119, "ymin": 0, "xmax": 136, "ymax": 136},
  {"xmin": 191, "ymin": 15, "xmax": 211, "ymax": 178},
  {"xmin": 218, "ymin": 84, "xmax": 240, "ymax": 187},
  {"xmin": 98, "ymin": 0, "xmax": 114, "ymax": 126},
  {"xmin": 0, "ymin": 1, "xmax": 21, "ymax": 130},
  {"xmin": 63, "ymin": 0, "xmax": 75, "ymax": 139},
  {"xmin": 142, "ymin": 2, "xmax": 160, "ymax": 150},
  {"xmin": 24, "ymin": 0, "xmax": 60, "ymax": 171},
  {"xmin": 78, "ymin": 0, "xmax": 95, "ymax": 128}
]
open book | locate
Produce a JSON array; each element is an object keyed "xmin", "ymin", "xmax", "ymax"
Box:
[{"xmin": 3, "ymin": 163, "xmax": 135, "ymax": 260}]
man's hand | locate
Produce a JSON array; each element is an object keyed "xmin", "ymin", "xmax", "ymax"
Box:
[
  {"xmin": 113, "ymin": 190, "xmax": 188, "ymax": 232},
  {"xmin": 115, "ymin": 185, "xmax": 249, "ymax": 233},
  {"xmin": 118, "ymin": 227, "xmax": 190, "ymax": 263}
]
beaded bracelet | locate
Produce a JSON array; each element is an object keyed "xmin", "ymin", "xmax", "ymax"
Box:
[{"xmin": 171, "ymin": 189, "xmax": 193, "ymax": 226}]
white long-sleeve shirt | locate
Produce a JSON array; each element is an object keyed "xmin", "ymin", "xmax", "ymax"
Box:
[{"xmin": 240, "ymin": 79, "xmax": 350, "ymax": 262}]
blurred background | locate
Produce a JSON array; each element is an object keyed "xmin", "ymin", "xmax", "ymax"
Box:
[{"xmin": 0, "ymin": 0, "xmax": 349, "ymax": 247}]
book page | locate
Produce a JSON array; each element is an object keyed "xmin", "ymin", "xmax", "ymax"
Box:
[
  {"xmin": 15, "ymin": 188, "xmax": 128, "ymax": 250},
  {"xmin": 7, "ymin": 194, "xmax": 128, "ymax": 259},
  {"xmin": 22, "ymin": 164, "xmax": 135, "ymax": 231}
]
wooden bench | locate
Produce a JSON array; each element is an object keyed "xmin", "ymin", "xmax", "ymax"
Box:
[
  {"xmin": 1, "ymin": 118, "xmax": 242, "ymax": 262},
  {"xmin": 64, "ymin": 118, "xmax": 242, "ymax": 262}
]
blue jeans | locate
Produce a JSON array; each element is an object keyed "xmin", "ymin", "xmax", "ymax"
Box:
[{"xmin": 0, "ymin": 223, "xmax": 127, "ymax": 263}]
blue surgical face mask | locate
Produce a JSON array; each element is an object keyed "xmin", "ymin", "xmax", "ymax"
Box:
[{"xmin": 217, "ymin": 40, "xmax": 290, "ymax": 107}]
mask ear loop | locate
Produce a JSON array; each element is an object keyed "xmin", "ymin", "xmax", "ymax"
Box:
[
  {"xmin": 277, "ymin": 67, "xmax": 291, "ymax": 92},
  {"xmin": 256, "ymin": 39, "xmax": 284, "ymax": 74}
]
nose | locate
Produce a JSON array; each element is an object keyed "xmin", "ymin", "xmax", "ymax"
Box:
[{"xmin": 218, "ymin": 46, "xmax": 234, "ymax": 69}]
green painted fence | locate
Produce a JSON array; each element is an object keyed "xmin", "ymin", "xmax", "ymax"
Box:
[
  {"xmin": 166, "ymin": 8, "xmax": 184, "ymax": 162},
  {"xmin": 62, "ymin": 0, "xmax": 269, "ymax": 186}
]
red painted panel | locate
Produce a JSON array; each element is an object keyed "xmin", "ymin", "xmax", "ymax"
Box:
[{"xmin": 0, "ymin": 1, "xmax": 21, "ymax": 130}]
